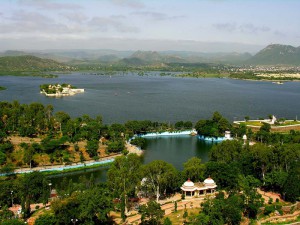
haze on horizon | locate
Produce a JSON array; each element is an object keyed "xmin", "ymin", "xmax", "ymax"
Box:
[{"xmin": 0, "ymin": 0, "xmax": 299, "ymax": 53}]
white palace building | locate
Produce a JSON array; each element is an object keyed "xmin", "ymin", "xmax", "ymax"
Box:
[{"xmin": 181, "ymin": 177, "xmax": 217, "ymax": 198}]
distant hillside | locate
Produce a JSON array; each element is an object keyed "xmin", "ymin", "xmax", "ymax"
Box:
[
  {"xmin": 119, "ymin": 57, "xmax": 148, "ymax": 66},
  {"xmin": 0, "ymin": 55, "xmax": 73, "ymax": 72},
  {"xmin": 0, "ymin": 49, "xmax": 133, "ymax": 63},
  {"xmin": 247, "ymin": 44, "xmax": 300, "ymax": 65},
  {"xmin": 161, "ymin": 51, "xmax": 252, "ymax": 64},
  {"xmin": 118, "ymin": 51, "xmax": 187, "ymax": 66},
  {"xmin": 7, "ymin": 45, "xmax": 300, "ymax": 67},
  {"xmin": 0, "ymin": 49, "xmax": 254, "ymax": 66},
  {"xmin": 118, "ymin": 50, "xmax": 254, "ymax": 66}
]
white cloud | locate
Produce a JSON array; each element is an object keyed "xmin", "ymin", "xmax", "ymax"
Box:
[
  {"xmin": 239, "ymin": 23, "xmax": 270, "ymax": 33},
  {"xmin": 89, "ymin": 17, "xmax": 139, "ymax": 33},
  {"xmin": 213, "ymin": 22, "xmax": 271, "ymax": 34},
  {"xmin": 212, "ymin": 23, "xmax": 237, "ymax": 32},
  {"xmin": 59, "ymin": 12, "xmax": 88, "ymax": 23},
  {"xmin": 131, "ymin": 11, "xmax": 185, "ymax": 21},
  {"xmin": 110, "ymin": 0, "xmax": 145, "ymax": 9},
  {"xmin": 18, "ymin": 0, "xmax": 83, "ymax": 11}
]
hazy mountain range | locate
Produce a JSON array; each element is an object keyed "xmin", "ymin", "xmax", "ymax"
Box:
[
  {"xmin": 246, "ymin": 44, "xmax": 300, "ymax": 65},
  {"xmin": 0, "ymin": 44, "xmax": 300, "ymax": 68},
  {"xmin": 0, "ymin": 55, "xmax": 72, "ymax": 72}
]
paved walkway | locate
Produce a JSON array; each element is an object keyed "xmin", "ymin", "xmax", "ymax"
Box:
[
  {"xmin": 2, "ymin": 143, "xmax": 143, "ymax": 175},
  {"xmin": 8, "ymin": 155, "xmax": 118, "ymax": 175},
  {"xmin": 125, "ymin": 195, "xmax": 204, "ymax": 224}
]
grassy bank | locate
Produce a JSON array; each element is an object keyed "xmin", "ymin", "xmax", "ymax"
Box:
[
  {"xmin": 42, "ymin": 160, "xmax": 113, "ymax": 176},
  {"xmin": 0, "ymin": 159, "xmax": 114, "ymax": 178}
]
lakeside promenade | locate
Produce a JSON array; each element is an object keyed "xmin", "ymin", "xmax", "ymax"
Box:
[
  {"xmin": 2, "ymin": 130, "xmax": 195, "ymax": 176},
  {"xmin": 2, "ymin": 142, "xmax": 143, "ymax": 176},
  {"xmin": 8, "ymin": 156, "xmax": 116, "ymax": 175}
]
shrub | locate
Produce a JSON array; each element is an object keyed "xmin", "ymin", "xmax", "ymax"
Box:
[{"xmin": 264, "ymin": 205, "xmax": 275, "ymax": 215}]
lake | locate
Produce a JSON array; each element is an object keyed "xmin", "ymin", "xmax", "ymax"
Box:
[
  {"xmin": 1, "ymin": 73, "xmax": 299, "ymax": 124},
  {"xmin": 1, "ymin": 72, "xmax": 299, "ymax": 185},
  {"xmin": 50, "ymin": 135, "xmax": 213, "ymax": 186}
]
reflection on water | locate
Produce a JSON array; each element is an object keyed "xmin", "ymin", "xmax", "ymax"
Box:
[
  {"xmin": 49, "ymin": 136, "xmax": 213, "ymax": 187},
  {"xmin": 49, "ymin": 165, "xmax": 109, "ymax": 187},
  {"xmin": 143, "ymin": 135, "xmax": 213, "ymax": 170}
]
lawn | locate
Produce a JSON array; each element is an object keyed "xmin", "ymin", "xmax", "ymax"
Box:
[
  {"xmin": 240, "ymin": 120, "xmax": 300, "ymax": 127},
  {"xmin": 276, "ymin": 120, "xmax": 300, "ymax": 126},
  {"xmin": 240, "ymin": 121, "xmax": 263, "ymax": 126},
  {"xmin": 165, "ymin": 208, "xmax": 200, "ymax": 225}
]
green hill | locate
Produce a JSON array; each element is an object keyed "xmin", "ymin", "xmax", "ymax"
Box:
[
  {"xmin": 0, "ymin": 55, "xmax": 74, "ymax": 72},
  {"xmin": 247, "ymin": 44, "xmax": 300, "ymax": 65},
  {"xmin": 118, "ymin": 51, "xmax": 187, "ymax": 66}
]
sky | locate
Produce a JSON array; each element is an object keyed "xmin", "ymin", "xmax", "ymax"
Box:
[{"xmin": 0, "ymin": 0, "xmax": 299, "ymax": 52}]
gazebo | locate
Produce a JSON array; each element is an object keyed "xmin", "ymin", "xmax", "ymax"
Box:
[{"xmin": 181, "ymin": 178, "xmax": 217, "ymax": 198}]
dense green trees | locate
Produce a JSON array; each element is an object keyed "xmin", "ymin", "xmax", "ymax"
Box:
[
  {"xmin": 107, "ymin": 154, "xmax": 142, "ymax": 219},
  {"xmin": 195, "ymin": 111, "xmax": 231, "ymax": 137},
  {"xmin": 37, "ymin": 183, "xmax": 113, "ymax": 224},
  {"xmin": 174, "ymin": 121, "xmax": 193, "ymax": 130},
  {"xmin": 107, "ymin": 140, "xmax": 125, "ymax": 153},
  {"xmin": 208, "ymin": 136, "xmax": 300, "ymax": 202},
  {"xmin": 163, "ymin": 217, "xmax": 172, "ymax": 225},
  {"xmin": 193, "ymin": 192, "xmax": 243, "ymax": 225},
  {"xmin": 77, "ymin": 185, "xmax": 113, "ymax": 223},
  {"xmin": 0, "ymin": 206, "xmax": 15, "ymax": 222},
  {"xmin": 210, "ymin": 140, "xmax": 243, "ymax": 163},
  {"xmin": 182, "ymin": 157, "xmax": 205, "ymax": 181},
  {"xmin": 283, "ymin": 162, "xmax": 300, "ymax": 202},
  {"xmin": 85, "ymin": 140, "xmax": 99, "ymax": 158},
  {"xmin": 34, "ymin": 214, "xmax": 56, "ymax": 225},
  {"xmin": 0, "ymin": 103, "xmax": 299, "ymax": 224},
  {"xmin": 1, "ymin": 219, "xmax": 25, "ymax": 225},
  {"xmin": 142, "ymin": 160, "xmax": 179, "ymax": 202},
  {"xmin": 130, "ymin": 137, "xmax": 146, "ymax": 149},
  {"xmin": 18, "ymin": 172, "xmax": 50, "ymax": 218},
  {"xmin": 0, "ymin": 172, "xmax": 50, "ymax": 220},
  {"xmin": 1, "ymin": 101, "xmax": 199, "ymax": 171},
  {"xmin": 192, "ymin": 188, "xmax": 263, "ymax": 224},
  {"xmin": 140, "ymin": 200, "xmax": 164, "ymax": 225}
]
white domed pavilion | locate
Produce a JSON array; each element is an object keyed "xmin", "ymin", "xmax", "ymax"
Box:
[{"xmin": 181, "ymin": 177, "xmax": 217, "ymax": 198}]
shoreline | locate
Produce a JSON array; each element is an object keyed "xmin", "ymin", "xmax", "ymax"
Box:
[
  {"xmin": 1, "ymin": 131, "xmax": 194, "ymax": 176},
  {"xmin": 2, "ymin": 72, "xmax": 300, "ymax": 82},
  {"xmin": 230, "ymin": 77, "xmax": 300, "ymax": 82},
  {"xmin": 138, "ymin": 129, "xmax": 197, "ymax": 138},
  {"xmin": 0, "ymin": 141, "xmax": 144, "ymax": 176},
  {"xmin": 1, "ymin": 156, "xmax": 117, "ymax": 176},
  {"xmin": 1, "ymin": 131, "xmax": 192, "ymax": 176}
]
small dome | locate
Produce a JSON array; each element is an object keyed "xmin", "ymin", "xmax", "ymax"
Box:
[
  {"xmin": 183, "ymin": 179, "xmax": 194, "ymax": 187},
  {"xmin": 204, "ymin": 177, "xmax": 215, "ymax": 185},
  {"xmin": 243, "ymin": 134, "xmax": 247, "ymax": 140}
]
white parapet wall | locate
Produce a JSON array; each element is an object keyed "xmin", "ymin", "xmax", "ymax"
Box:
[{"xmin": 139, "ymin": 129, "xmax": 197, "ymax": 137}]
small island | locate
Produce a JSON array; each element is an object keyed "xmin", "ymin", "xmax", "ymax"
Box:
[
  {"xmin": 0, "ymin": 86, "xmax": 6, "ymax": 91},
  {"xmin": 40, "ymin": 83, "xmax": 84, "ymax": 97}
]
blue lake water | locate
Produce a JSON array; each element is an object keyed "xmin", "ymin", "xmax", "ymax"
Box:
[
  {"xmin": 1, "ymin": 73, "xmax": 299, "ymax": 124},
  {"xmin": 1, "ymin": 72, "xmax": 299, "ymax": 184}
]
